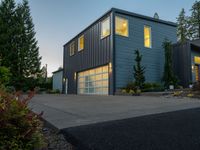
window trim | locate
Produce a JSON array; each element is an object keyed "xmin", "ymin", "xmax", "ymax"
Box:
[
  {"xmin": 115, "ymin": 16, "xmax": 129, "ymax": 37},
  {"xmin": 69, "ymin": 41, "xmax": 75, "ymax": 56},
  {"xmin": 78, "ymin": 35, "xmax": 84, "ymax": 51},
  {"xmin": 101, "ymin": 17, "xmax": 111, "ymax": 39},
  {"xmin": 144, "ymin": 25, "xmax": 152, "ymax": 48}
]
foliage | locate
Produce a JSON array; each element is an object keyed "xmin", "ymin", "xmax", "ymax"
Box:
[
  {"xmin": 192, "ymin": 81, "xmax": 200, "ymax": 91},
  {"xmin": 162, "ymin": 39, "xmax": 178, "ymax": 88},
  {"xmin": 125, "ymin": 82, "xmax": 137, "ymax": 93},
  {"xmin": 177, "ymin": 8, "xmax": 189, "ymax": 42},
  {"xmin": 0, "ymin": 66, "xmax": 11, "ymax": 85},
  {"xmin": 142, "ymin": 82, "xmax": 164, "ymax": 92},
  {"xmin": 47, "ymin": 89, "xmax": 60, "ymax": 94},
  {"xmin": 0, "ymin": 0, "xmax": 41, "ymax": 90},
  {"xmin": 188, "ymin": 0, "xmax": 200, "ymax": 40},
  {"xmin": 133, "ymin": 50, "xmax": 145, "ymax": 89},
  {"xmin": 0, "ymin": 89, "xmax": 45, "ymax": 150}
]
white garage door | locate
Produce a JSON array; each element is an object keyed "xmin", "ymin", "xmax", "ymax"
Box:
[{"xmin": 78, "ymin": 65, "xmax": 109, "ymax": 95}]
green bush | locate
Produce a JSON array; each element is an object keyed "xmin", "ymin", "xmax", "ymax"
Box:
[
  {"xmin": 47, "ymin": 89, "xmax": 60, "ymax": 94},
  {"xmin": 0, "ymin": 89, "xmax": 46, "ymax": 150},
  {"xmin": 0, "ymin": 66, "xmax": 11, "ymax": 86},
  {"xmin": 125, "ymin": 82, "xmax": 137, "ymax": 93},
  {"xmin": 142, "ymin": 82, "xmax": 164, "ymax": 92}
]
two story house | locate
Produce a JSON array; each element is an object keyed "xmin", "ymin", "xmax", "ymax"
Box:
[{"xmin": 63, "ymin": 8, "xmax": 177, "ymax": 95}]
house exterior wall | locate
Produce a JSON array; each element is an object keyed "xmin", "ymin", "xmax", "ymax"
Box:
[
  {"xmin": 172, "ymin": 42, "xmax": 191, "ymax": 87},
  {"xmin": 63, "ymin": 12, "xmax": 114, "ymax": 94},
  {"xmin": 114, "ymin": 12, "xmax": 177, "ymax": 90},
  {"xmin": 53, "ymin": 71, "xmax": 63, "ymax": 92}
]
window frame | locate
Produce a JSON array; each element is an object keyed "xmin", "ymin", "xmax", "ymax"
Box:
[
  {"xmin": 144, "ymin": 25, "xmax": 152, "ymax": 48},
  {"xmin": 115, "ymin": 16, "xmax": 129, "ymax": 37},
  {"xmin": 101, "ymin": 17, "xmax": 111, "ymax": 39},
  {"xmin": 69, "ymin": 41, "xmax": 75, "ymax": 56},
  {"xmin": 78, "ymin": 35, "xmax": 84, "ymax": 51}
]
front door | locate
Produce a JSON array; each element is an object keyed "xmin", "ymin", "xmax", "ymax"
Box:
[{"xmin": 195, "ymin": 65, "xmax": 199, "ymax": 81}]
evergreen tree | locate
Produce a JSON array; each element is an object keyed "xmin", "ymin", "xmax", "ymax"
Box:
[
  {"xmin": 0, "ymin": 0, "xmax": 18, "ymax": 72},
  {"xmin": 162, "ymin": 39, "xmax": 177, "ymax": 88},
  {"xmin": 17, "ymin": 0, "xmax": 41, "ymax": 78},
  {"xmin": 188, "ymin": 0, "xmax": 200, "ymax": 40},
  {"xmin": 177, "ymin": 8, "xmax": 189, "ymax": 42},
  {"xmin": 133, "ymin": 50, "xmax": 145, "ymax": 89},
  {"xmin": 0, "ymin": 0, "xmax": 41, "ymax": 89}
]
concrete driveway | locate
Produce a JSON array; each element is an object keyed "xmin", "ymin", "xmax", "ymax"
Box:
[{"xmin": 30, "ymin": 94, "xmax": 200, "ymax": 129}]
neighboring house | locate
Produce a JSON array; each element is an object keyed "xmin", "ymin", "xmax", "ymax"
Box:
[
  {"xmin": 63, "ymin": 8, "xmax": 177, "ymax": 95},
  {"xmin": 52, "ymin": 69, "xmax": 63, "ymax": 92},
  {"xmin": 173, "ymin": 39, "xmax": 200, "ymax": 87}
]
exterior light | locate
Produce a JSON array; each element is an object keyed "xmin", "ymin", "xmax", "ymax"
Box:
[
  {"xmin": 63, "ymin": 78, "xmax": 66, "ymax": 82},
  {"xmin": 74, "ymin": 72, "xmax": 77, "ymax": 80},
  {"xmin": 109, "ymin": 62, "xmax": 112, "ymax": 73}
]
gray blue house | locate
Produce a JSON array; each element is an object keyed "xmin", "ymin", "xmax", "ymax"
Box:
[{"xmin": 63, "ymin": 8, "xmax": 177, "ymax": 95}]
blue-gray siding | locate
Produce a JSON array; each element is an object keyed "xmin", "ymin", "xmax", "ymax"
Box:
[
  {"xmin": 114, "ymin": 13, "xmax": 177, "ymax": 89},
  {"xmin": 63, "ymin": 13, "xmax": 114, "ymax": 94},
  {"xmin": 53, "ymin": 71, "xmax": 63, "ymax": 92}
]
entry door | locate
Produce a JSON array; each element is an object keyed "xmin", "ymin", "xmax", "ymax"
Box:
[{"xmin": 195, "ymin": 65, "xmax": 199, "ymax": 81}]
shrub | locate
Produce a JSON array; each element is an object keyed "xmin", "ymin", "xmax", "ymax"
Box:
[
  {"xmin": 142, "ymin": 82, "xmax": 164, "ymax": 92},
  {"xmin": 192, "ymin": 81, "xmax": 200, "ymax": 91},
  {"xmin": 125, "ymin": 82, "xmax": 137, "ymax": 93},
  {"xmin": 0, "ymin": 66, "xmax": 11, "ymax": 86},
  {"xmin": 47, "ymin": 89, "xmax": 60, "ymax": 94},
  {"xmin": 0, "ymin": 89, "xmax": 46, "ymax": 150}
]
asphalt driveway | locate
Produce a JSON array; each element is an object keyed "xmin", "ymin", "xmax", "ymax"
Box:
[{"xmin": 30, "ymin": 94, "xmax": 200, "ymax": 129}]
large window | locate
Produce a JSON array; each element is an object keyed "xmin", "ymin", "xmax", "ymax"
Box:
[
  {"xmin": 78, "ymin": 35, "xmax": 84, "ymax": 51},
  {"xmin": 70, "ymin": 42, "xmax": 75, "ymax": 56},
  {"xmin": 101, "ymin": 17, "xmax": 110, "ymax": 38},
  {"xmin": 144, "ymin": 26, "xmax": 152, "ymax": 48},
  {"xmin": 78, "ymin": 65, "xmax": 109, "ymax": 95},
  {"xmin": 115, "ymin": 16, "xmax": 128, "ymax": 37}
]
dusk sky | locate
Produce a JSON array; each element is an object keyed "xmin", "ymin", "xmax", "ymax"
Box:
[{"xmin": 17, "ymin": 0, "xmax": 196, "ymax": 76}]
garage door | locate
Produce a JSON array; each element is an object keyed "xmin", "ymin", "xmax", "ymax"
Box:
[{"xmin": 78, "ymin": 65, "xmax": 109, "ymax": 95}]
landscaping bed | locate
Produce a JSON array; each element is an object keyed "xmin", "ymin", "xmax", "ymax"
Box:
[{"xmin": 41, "ymin": 120, "xmax": 74, "ymax": 150}]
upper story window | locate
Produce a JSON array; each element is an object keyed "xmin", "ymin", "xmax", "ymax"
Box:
[
  {"xmin": 115, "ymin": 16, "xmax": 129, "ymax": 37},
  {"xmin": 78, "ymin": 35, "xmax": 84, "ymax": 51},
  {"xmin": 101, "ymin": 17, "xmax": 110, "ymax": 39},
  {"xmin": 144, "ymin": 26, "xmax": 152, "ymax": 48},
  {"xmin": 70, "ymin": 41, "xmax": 75, "ymax": 56}
]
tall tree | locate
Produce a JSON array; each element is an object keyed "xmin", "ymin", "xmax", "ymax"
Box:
[
  {"xmin": 17, "ymin": 0, "xmax": 41, "ymax": 78},
  {"xmin": 162, "ymin": 39, "xmax": 177, "ymax": 88},
  {"xmin": 0, "ymin": 0, "xmax": 19, "ymax": 73},
  {"xmin": 0, "ymin": 0, "xmax": 41, "ymax": 89},
  {"xmin": 188, "ymin": 0, "xmax": 200, "ymax": 40},
  {"xmin": 133, "ymin": 50, "xmax": 145, "ymax": 89},
  {"xmin": 177, "ymin": 8, "xmax": 189, "ymax": 42}
]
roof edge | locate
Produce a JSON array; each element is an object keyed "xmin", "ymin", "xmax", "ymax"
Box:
[{"xmin": 63, "ymin": 7, "xmax": 177, "ymax": 47}]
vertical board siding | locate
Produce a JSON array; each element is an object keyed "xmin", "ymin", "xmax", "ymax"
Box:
[
  {"xmin": 114, "ymin": 13, "xmax": 177, "ymax": 89},
  {"xmin": 172, "ymin": 42, "xmax": 191, "ymax": 87},
  {"xmin": 63, "ymin": 14, "xmax": 112, "ymax": 94}
]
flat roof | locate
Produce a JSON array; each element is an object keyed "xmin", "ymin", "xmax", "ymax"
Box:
[
  {"xmin": 52, "ymin": 69, "xmax": 63, "ymax": 74},
  {"xmin": 64, "ymin": 8, "xmax": 177, "ymax": 46}
]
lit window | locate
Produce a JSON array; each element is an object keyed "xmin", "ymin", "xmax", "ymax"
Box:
[
  {"xmin": 115, "ymin": 16, "xmax": 128, "ymax": 37},
  {"xmin": 70, "ymin": 42, "xmax": 75, "ymax": 56},
  {"xmin": 194, "ymin": 56, "xmax": 200, "ymax": 64},
  {"xmin": 144, "ymin": 26, "xmax": 152, "ymax": 48},
  {"xmin": 101, "ymin": 17, "xmax": 110, "ymax": 38},
  {"xmin": 78, "ymin": 35, "xmax": 84, "ymax": 51}
]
